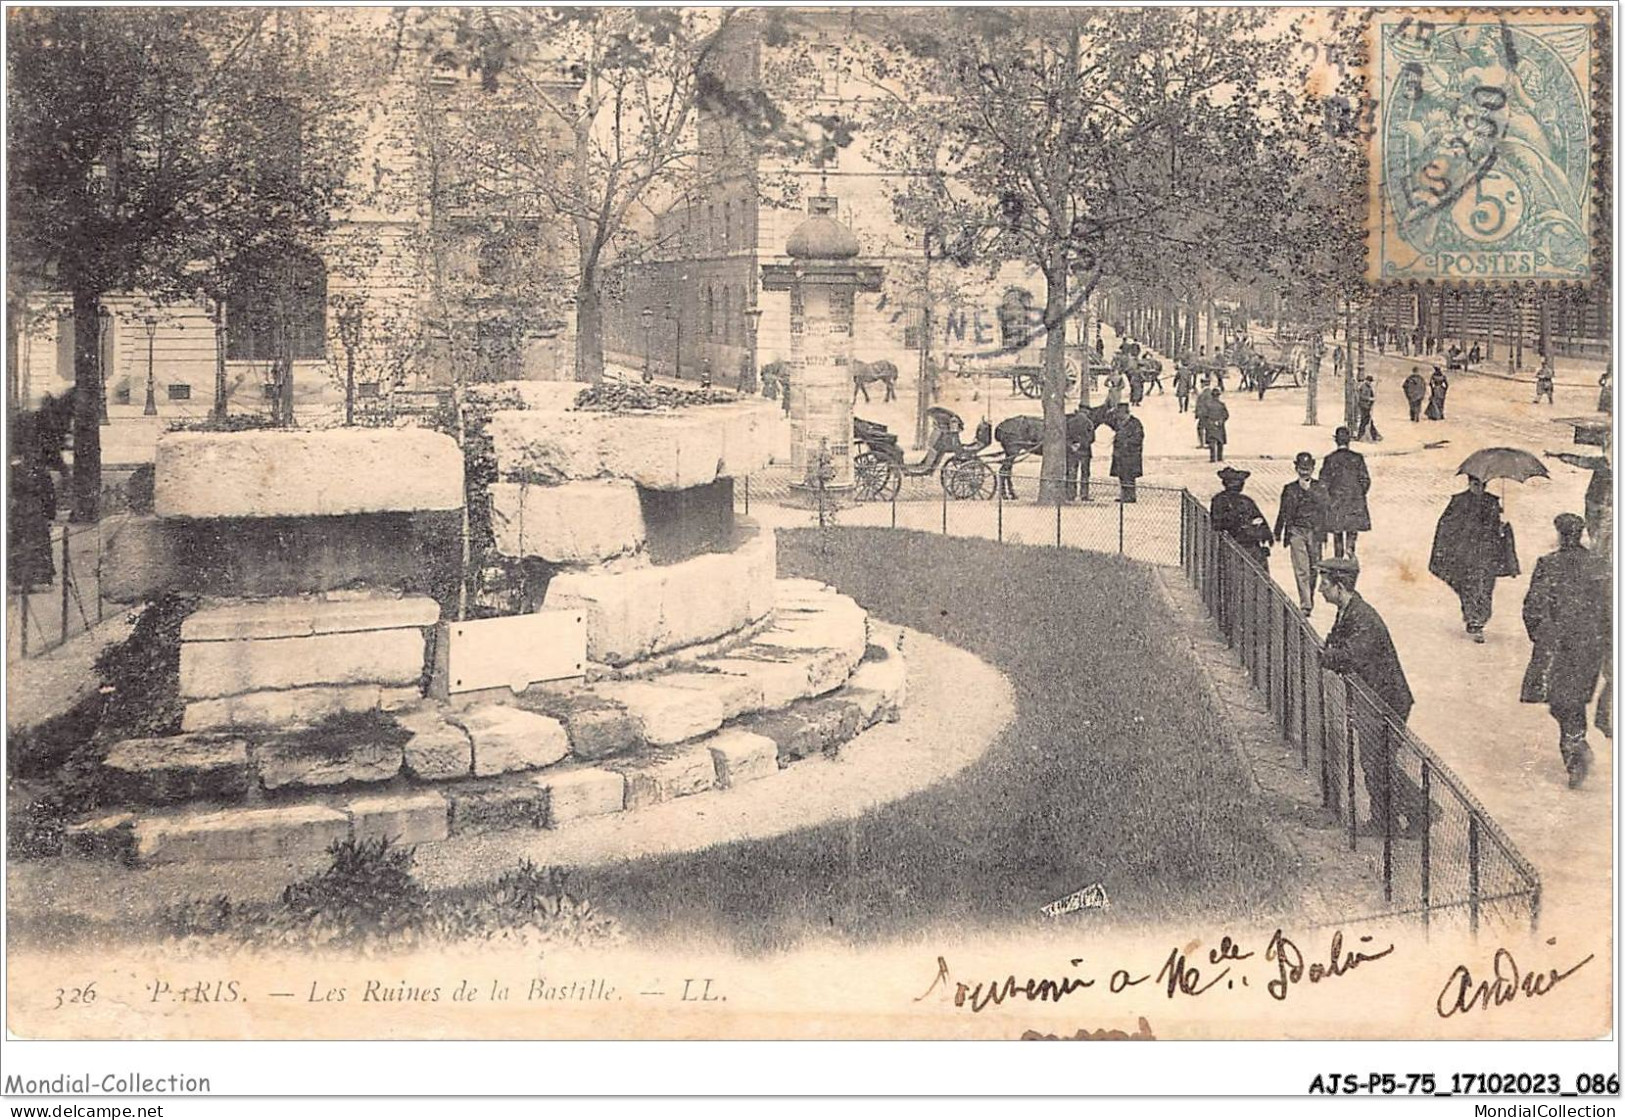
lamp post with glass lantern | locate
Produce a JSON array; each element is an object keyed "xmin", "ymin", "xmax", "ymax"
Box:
[
  {"xmin": 743, "ymin": 305, "xmax": 763, "ymax": 394},
  {"xmin": 96, "ymin": 305, "xmax": 111, "ymax": 424},
  {"xmin": 142, "ymin": 314, "xmax": 158, "ymax": 416},
  {"xmin": 640, "ymin": 305, "xmax": 654, "ymax": 384}
]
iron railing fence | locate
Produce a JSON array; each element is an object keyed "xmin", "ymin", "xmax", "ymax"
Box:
[
  {"xmin": 8, "ymin": 518, "xmax": 113, "ymax": 661},
  {"xmin": 1179, "ymin": 491, "xmax": 1541, "ymax": 933}
]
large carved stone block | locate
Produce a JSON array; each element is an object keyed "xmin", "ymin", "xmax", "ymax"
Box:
[
  {"xmin": 488, "ymin": 480, "xmax": 646, "ymax": 563},
  {"xmin": 155, "ymin": 429, "xmax": 463, "ymax": 518}
]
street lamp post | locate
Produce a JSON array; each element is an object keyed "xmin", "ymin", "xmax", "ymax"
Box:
[
  {"xmin": 665, "ymin": 300, "xmax": 681, "ymax": 383},
  {"xmin": 640, "ymin": 306, "xmax": 654, "ymax": 384},
  {"xmin": 743, "ymin": 305, "xmax": 763, "ymax": 394},
  {"xmin": 96, "ymin": 305, "xmax": 111, "ymax": 425},
  {"xmin": 142, "ymin": 315, "xmax": 158, "ymax": 417}
]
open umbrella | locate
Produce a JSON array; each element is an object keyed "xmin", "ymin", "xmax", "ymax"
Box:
[{"xmin": 1456, "ymin": 447, "xmax": 1550, "ymax": 483}]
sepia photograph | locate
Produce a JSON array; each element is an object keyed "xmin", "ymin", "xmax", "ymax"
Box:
[{"xmin": 1, "ymin": 2, "xmax": 1617, "ymax": 1096}]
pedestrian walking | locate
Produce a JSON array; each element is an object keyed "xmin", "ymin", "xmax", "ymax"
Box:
[
  {"xmin": 1145, "ymin": 360, "xmax": 1164, "ymax": 395},
  {"xmin": 1534, "ymin": 354, "xmax": 1555, "ymax": 404},
  {"xmin": 1317, "ymin": 557, "xmax": 1432, "ymax": 837},
  {"xmin": 1065, "ymin": 406, "xmax": 1096, "ymax": 502},
  {"xmin": 1107, "ymin": 403, "xmax": 1143, "ymax": 503},
  {"xmin": 1196, "ymin": 385, "xmax": 1229, "ymax": 462},
  {"xmin": 1127, "ymin": 362, "xmax": 1146, "ymax": 406},
  {"xmin": 1274, "ymin": 451, "xmax": 1332, "ymax": 615},
  {"xmin": 1402, "ymin": 367, "xmax": 1427, "ymax": 422},
  {"xmin": 1104, "ymin": 368, "xmax": 1126, "ymax": 409},
  {"xmin": 1599, "ymin": 368, "xmax": 1612, "ymax": 414},
  {"xmin": 1211, "ymin": 467, "xmax": 1271, "ymax": 569},
  {"xmin": 1174, "ymin": 365, "xmax": 1193, "ymax": 414},
  {"xmin": 1425, "ymin": 366, "xmax": 1449, "ymax": 420},
  {"xmin": 1429, "ymin": 475, "xmax": 1516, "ymax": 642},
  {"xmin": 1354, "ymin": 374, "xmax": 1382, "ymax": 442},
  {"xmin": 1320, "ymin": 426, "xmax": 1371, "ymax": 558},
  {"xmin": 1521, "ymin": 514, "xmax": 1610, "ymax": 788}
]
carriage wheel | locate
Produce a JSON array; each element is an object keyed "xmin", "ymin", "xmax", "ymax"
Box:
[
  {"xmin": 854, "ymin": 452, "xmax": 901, "ymax": 502},
  {"xmin": 941, "ymin": 455, "xmax": 994, "ymax": 501},
  {"xmin": 1014, "ymin": 371, "xmax": 1042, "ymax": 398}
]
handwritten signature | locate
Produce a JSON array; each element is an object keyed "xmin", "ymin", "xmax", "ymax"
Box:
[
  {"xmin": 1435, "ymin": 945, "xmax": 1595, "ymax": 1018},
  {"xmin": 916, "ymin": 929, "xmax": 1394, "ymax": 1013}
]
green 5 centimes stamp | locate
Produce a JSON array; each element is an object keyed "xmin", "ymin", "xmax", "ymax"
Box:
[{"xmin": 1368, "ymin": 10, "xmax": 1598, "ymax": 283}]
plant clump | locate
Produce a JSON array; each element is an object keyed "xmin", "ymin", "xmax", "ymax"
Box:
[
  {"xmin": 154, "ymin": 843, "xmax": 623, "ymax": 952},
  {"xmin": 572, "ymin": 384, "xmax": 738, "ymax": 412}
]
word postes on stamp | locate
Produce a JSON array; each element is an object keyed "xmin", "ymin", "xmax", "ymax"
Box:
[{"xmin": 1367, "ymin": 10, "xmax": 1597, "ymax": 284}]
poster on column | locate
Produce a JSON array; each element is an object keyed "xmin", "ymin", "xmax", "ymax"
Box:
[{"xmin": 2, "ymin": 2, "xmax": 1616, "ymax": 1105}]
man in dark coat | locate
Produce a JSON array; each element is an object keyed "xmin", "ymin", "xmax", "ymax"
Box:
[
  {"xmin": 1318, "ymin": 557, "xmax": 1431, "ymax": 837},
  {"xmin": 1521, "ymin": 514, "xmax": 1610, "ymax": 788},
  {"xmin": 1173, "ymin": 365, "xmax": 1194, "ymax": 414},
  {"xmin": 1429, "ymin": 475, "xmax": 1512, "ymax": 642},
  {"xmin": 1211, "ymin": 467, "xmax": 1271, "ymax": 569},
  {"xmin": 1402, "ymin": 367, "xmax": 1427, "ymax": 422},
  {"xmin": 1320, "ymin": 426, "xmax": 1372, "ymax": 558},
  {"xmin": 1354, "ymin": 374, "xmax": 1382, "ymax": 442},
  {"xmin": 1274, "ymin": 451, "xmax": 1332, "ymax": 616},
  {"xmin": 1195, "ymin": 385, "xmax": 1228, "ymax": 462},
  {"xmin": 1107, "ymin": 404, "xmax": 1144, "ymax": 503},
  {"xmin": 1064, "ymin": 407, "xmax": 1097, "ymax": 502}
]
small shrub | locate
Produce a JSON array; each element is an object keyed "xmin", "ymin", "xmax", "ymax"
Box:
[
  {"xmin": 94, "ymin": 593, "xmax": 198, "ymax": 743},
  {"xmin": 172, "ymin": 414, "xmax": 282, "ymax": 434},
  {"xmin": 278, "ymin": 836, "xmax": 428, "ymax": 945},
  {"xmin": 573, "ymin": 384, "xmax": 737, "ymax": 411}
]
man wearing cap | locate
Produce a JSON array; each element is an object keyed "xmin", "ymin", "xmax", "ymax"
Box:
[
  {"xmin": 1318, "ymin": 557, "xmax": 1432, "ymax": 837},
  {"xmin": 1211, "ymin": 467, "xmax": 1271, "ymax": 569},
  {"xmin": 1274, "ymin": 451, "xmax": 1332, "ymax": 615},
  {"xmin": 1320, "ymin": 426, "xmax": 1372, "ymax": 559},
  {"xmin": 1521, "ymin": 514, "xmax": 1610, "ymax": 788}
]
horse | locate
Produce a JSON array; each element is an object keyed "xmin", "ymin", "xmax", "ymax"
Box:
[
  {"xmin": 993, "ymin": 404, "xmax": 1114, "ymax": 500},
  {"xmin": 852, "ymin": 359, "xmax": 899, "ymax": 403}
]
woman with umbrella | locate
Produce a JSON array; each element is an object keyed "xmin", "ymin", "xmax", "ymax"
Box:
[
  {"xmin": 1425, "ymin": 365, "xmax": 1450, "ymax": 420},
  {"xmin": 1429, "ymin": 448, "xmax": 1544, "ymax": 642}
]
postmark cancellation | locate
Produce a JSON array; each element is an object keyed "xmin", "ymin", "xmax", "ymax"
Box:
[{"xmin": 1366, "ymin": 9, "xmax": 1600, "ymax": 284}]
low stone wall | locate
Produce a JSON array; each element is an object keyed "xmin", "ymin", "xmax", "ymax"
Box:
[
  {"xmin": 542, "ymin": 522, "xmax": 776, "ymax": 667},
  {"xmin": 68, "ymin": 583, "xmax": 903, "ymax": 865}
]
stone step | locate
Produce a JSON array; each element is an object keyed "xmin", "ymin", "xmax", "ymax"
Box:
[{"xmin": 181, "ymin": 594, "xmax": 441, "ymax": 643}]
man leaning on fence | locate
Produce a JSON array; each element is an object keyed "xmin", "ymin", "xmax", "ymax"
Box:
[{"xmin": 1317, "ymin": 557, "xmax": 1434, "ymax": 839}]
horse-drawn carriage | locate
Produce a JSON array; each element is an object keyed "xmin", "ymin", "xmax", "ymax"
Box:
[{"xmin": 853, "ymin": 407, "xmax": 997, "ymax": 502}]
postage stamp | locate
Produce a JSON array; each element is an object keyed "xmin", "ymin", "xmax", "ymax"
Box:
[{"xmin": 1367, "ymin": 9, "xmax": 1599, "ymax": 283}]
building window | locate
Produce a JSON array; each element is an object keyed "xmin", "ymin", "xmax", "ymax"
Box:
[
  {"xmin": 706, "ymin": 205, "xmax": 716, "ymax": 251},
  {"xmin": 721, "ymin": 287, "xmax": 732, "ymax": 345},
  {"xmin": 705, "ymin": 286, "xmax": 715, "ymax": 340},
  {"xmin": 166, "ymin": 383, "xmax": 191, "ymax": 401},
  {"xmin": 226, "ymin": 251, "xmax": 327, "ymax": 362},
  {"xmin": 723, "ymin": 201, "xmax": 732, "ymax": 250}
]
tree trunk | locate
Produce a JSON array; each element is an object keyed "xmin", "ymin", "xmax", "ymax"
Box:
[
  {"xmin": 69, "ymin": 287, "xmax": 103, "ymax": 523},
  {"xmin": 1038, "ymin": 254, "xmax": 1069, "ymax": 505},
  {"xmin": 575, "ymin": 270, "xmax": 604, "ymax": 386},
  {"xmin": 212, "ymin": 299, "xmax": 229, "ymax": 420}
]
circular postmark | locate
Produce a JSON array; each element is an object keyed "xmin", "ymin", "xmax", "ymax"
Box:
[{"xmin": 1383, "ymin": 20, "xmax": 1592, "ymax": 277}]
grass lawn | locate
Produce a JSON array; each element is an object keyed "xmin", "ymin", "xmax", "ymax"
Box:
[{"xmin": 571, "ymin": 528, "xmax": 1299, "ymax": 954}]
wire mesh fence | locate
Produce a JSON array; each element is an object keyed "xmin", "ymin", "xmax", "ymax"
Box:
[
  {"xmin": 1180, "ymin": 491, "xmax": 1541, "ymax": 933},
  {"xmin": 7, "ymin": 518, "xmax": 113, "ymax": 662}
]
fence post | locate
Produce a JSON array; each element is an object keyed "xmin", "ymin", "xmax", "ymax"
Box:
[
  {"xmin": 1346, "ymin": 681, "xmax": 1359, "ymax": 851},
  {"xmin": 1468, "ymin": 814, "xmax": 1481, "ymax": 935},
  {"xmin": 744, "ymin": 474, "xmax": 751, "ymax": 517},
  {"xmin": 1055, "ymin": 497, "xmax": 1062, "ymax": 549},
  {"xmin": 1420, "ymin": 761, "xmax": 1432, "ymax": 928},
  {"xmin": 1298, "ymin": 630, "xmax": 1310, "ymax": 767},
  {"xmin": 18, "ymin": 591, "xmax": 29, "ymax": 658},
  {"xmin": 1382, "ymin": 724, "xmax": 1394, "ymax": 902},
  {"xmin": 1280, "ymin": 607, "xmax": 1291, "ymax": 732},
  {"xmin": 1319, "ymin": 665, "xmax": 1331, "ymax": 808},
  {"xmin": 1180, "ymin": 495, "xmax": 1189, "ymax": 571},
  {"xmin": 941, "ymin": 488, "xmax": 947, "ymax": 535},
  {"xmin": 997, "ymin": 485, "xmax": 1003, "ymax": 543},
  {"xmin": 60, "ymin": 527, "xmax": 71, "ymax": 647},
  {"xmin": 891, "ymin": 492, "xmax": 897, "ymax": 531},
  {"xmin": 1117, "ymin": 496, "xmax": 1125, "ymax": 555}
]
